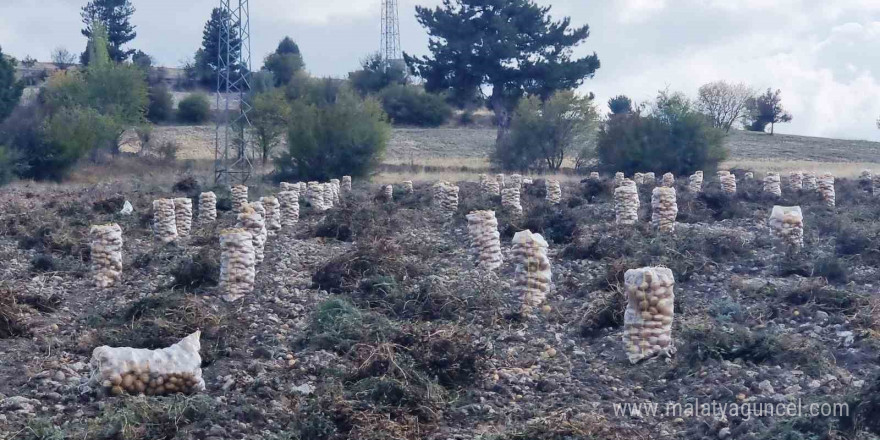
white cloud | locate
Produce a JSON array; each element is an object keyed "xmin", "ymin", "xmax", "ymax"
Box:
[
  {"xmin": 253, "ymin": 0, "xmax": 375, "ymax": 25},
  {"xmin": 617, "ymin": 0, "xmax": 667, "ymax": 23}
]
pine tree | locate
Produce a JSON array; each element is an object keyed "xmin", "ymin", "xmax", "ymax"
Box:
[
  {"xmin": 0, "ymin": 46, "xmax": 24, "ymax": 123},
  {"xmin": 406, "ymin": 0, "xmax": 600, "ymax": 145},
  {"xmin": 81, "ymin": 0, "xmax": 137, "ymax": 63},
  {"xmin": 195, "ymin": 8, "xmax": 242, "ymax": 88}
]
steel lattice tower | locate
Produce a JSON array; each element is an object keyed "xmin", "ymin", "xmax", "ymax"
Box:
[
  {"xmin": 215, "ymin": 0, "xmax": 254, "ymax": 186},
  {"xmin": 380, "ymin": 0, "xmax": 402, "ymax": 65}
]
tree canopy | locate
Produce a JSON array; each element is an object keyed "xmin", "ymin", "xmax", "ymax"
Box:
[
  {"xmin": 0, "ymin": 46, "xmax": 24, "ymax": 124},
  {"xmin": 743, "ymin": 88, "xmax": 792, "ymax": 134},
  {"xmin": 263, "ymin": 37, "xmax": 305, "ymax": 87},
  {"xmin": 80, "ymin": 0, "xmax": 137, "ymax": 63},
  {"xmin": 194, "ymin": 8, "xmax": 243, "ymax": 88},
  {"xmin": 696, "ymin": 81, "xmax": 755, "ymax": 132},
  {"xmin": 405, "ymin": 0, "xmax": 600, "ymax": 144}
]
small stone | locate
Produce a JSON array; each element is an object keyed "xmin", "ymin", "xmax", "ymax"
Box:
[{"xmin": 815, "ymin": 311, "xmax": 829, "ymax": 321}]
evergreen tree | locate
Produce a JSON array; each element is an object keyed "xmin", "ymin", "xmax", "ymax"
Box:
[
  {"xmin": 743, "ymin": 88, "xmax": 792, "ymax": 134},
  {"xmin": 80, "ymin": 0, "xmax": 137, "ymax": 63},
  {"xmin": 0, "ymin": 46, "xmax": 24, "ymax": 123},
  {"xmin": 608, "ymin": 95, "xmax": 633, "ymax": 115},
  {"xmin": 195, "ymin": 8, "xmax": 242, "ymax": 88},
  {"xmin": 86, "ymin": 22, "xmax": 111, "ymax": 70},
  {"xmin": 406, "ymin": 0, "xmax": 600, "ymax": 145},
  {"xmin": 263, "ymin": 37, "xmax": 305, "ymax": 87}
]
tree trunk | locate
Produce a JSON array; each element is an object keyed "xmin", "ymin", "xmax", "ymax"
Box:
[
  {"xmin": 770, "ymin": 122, "xmax": 775, "ymax": 135},
  {"xmin": 490, "ymin": 89, "xmax": 512, "ymax": 148}
]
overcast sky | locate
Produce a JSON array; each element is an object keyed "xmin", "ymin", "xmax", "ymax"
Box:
[{"xmin": 1, "ymin": 0, "xmax": 879, "ymax": 140}]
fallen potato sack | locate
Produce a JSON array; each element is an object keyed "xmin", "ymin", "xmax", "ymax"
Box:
[{"xmin": 90, "ymin": 331, "xmax": 205, "ymax": 396}]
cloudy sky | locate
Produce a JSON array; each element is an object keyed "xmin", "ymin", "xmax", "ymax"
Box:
[{"xmin": 1, "ymin": 0, "xmax": 879, "ymax": 140}]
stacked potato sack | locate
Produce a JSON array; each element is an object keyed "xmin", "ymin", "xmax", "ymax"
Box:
[
  {"xmin": 173, "ymin": 198, "xmax": 193, "ymax": 238},
  {"xmin": 433, "ymin": 182, "xmax": 460, "ymax": 218},
  {"xmin": 768, "ymin": 206, "xmax": 804, "ymax": 250},
  {"xmin": 330, "ymin": 179, "xmax": 341, "ymax": 204},
  {"xmin": 219, "ymin": 228, "xmax": 256, "ymax": 301},
  {"xmin": 236, "ymin": 205, "xmax": 267, "ymax": 265},
  {"xmin": 613, "ymin": 172, "xmax": 625, "ymax": 187},
  {"xmin": 342, "ymin": 176, "xmax": 352, "ymax": 192},
  {"xmin": 623, "ymin": 267, "xmax": 675, "ymax": 364},
  {"xmin": 298, "ymin": 182, "xmax": 307, "ymax": 195},
  {"xmin": 90, "ymin": 331, "xmax": 205, "ymax": 396},
  {"xmin": 661, "ymin": 173, "xmax": 675, "ymax": 187},
  {"xmin": 322, "ymin": 184, "xmax": 335, "ymax": 208},
  {"xmin": 512, "ymin": 230, "xmax": 551, "ymax": 315},
  {"xmin": 614, "ymin": 179, "xmax": 639, "ymax": 225},
  {"xmin": 382, "ymin": 185, "xmax": 394, "ymax": 202},
  {"xmin": 466, "ymin": 210, "xmax": 503, "ymax": 270},
  {"xmin": 744, "ymin": 172, "xmax": 754, "ymax": 180},
  {"xmin": 643, "ymin": 172, "xmax": 656, "ymax": 185},
  {"xmin": 152, "ymin": 199, "xmax": 178, "ymax": 243},
  {"xmin": 260, "ymin": 196, "xmax": 282, "ymax": 235},
  {"xmin": 651, "ymin": 187, "xmax": 678, "ymax": 233},
  {"xmin": 508, "ymin": 174, "xmax": 524, "ymax": 190},
  {"xmin": 818, "ymin": 173, "xmax": 836, "ymax": 207},
  {"xmin": 496, "ymin": 174, "xmax": 505, "ymax": 188},
  {"xmin": 501, "ymin": 186, "xmax": 523, "ymax": 217},
  {"xmin": 280, "ymin": 182, "xmax": 296, "ymax": 191},
  {"xmin": 231, "ymin": 185, "xmax": 248, "ymax": 212},
  {"xmin": 402, "ymin": 181, "xmax": 414, "ymax": 194},
  {"xmin": 277, "ymin": 191, "xmax": 300, "ymax": 228},
  {"xmin": 545, "ymin": 180, "xmax": 562, "ymax": 205},
  {"xmin": 480, "ymin": 174, "xmax": 501, "ymax": 196},
  {"xmin": 873, "ymin": 174, "xmax": 880, "ymax": 196},
  {"xmin": 198, "ymin": 192, "xmax": 217, "ymax": 223},
  {"xmin": 688, "ymin": 171, "xmax": 703, "ymax": 192},
  {"xmin": 803, "ymin": 172, "xmax": 817, "ymax": 191},
  {"xmin": 720, "ymin": 173, "xmax": 737, "ymax": 195},
  {"xmin": 589, "ymin": 172, "xmax": 600, "ymax": 181},
  {"xmin": 763, "ymin": 173, "xmax": 782, "ymax": 196},
  {"xmin": 633, "ymin": 173, "xmax": 645, "ymax": 185},
  {"xmin": 306, "ymin": 182, "xmax": 327, "ymax": 212},
  {"xmin": 789, "ymin": 171, "xmax": 803, "ymax": 190},
  {"xmin": 90, "ymin": 223, "xmax": 123, "ymax": 288}
]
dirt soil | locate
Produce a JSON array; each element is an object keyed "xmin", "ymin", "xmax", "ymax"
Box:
[{"xmin": 1, "ymin": 172, "xmax": 880, "ymax": 439}]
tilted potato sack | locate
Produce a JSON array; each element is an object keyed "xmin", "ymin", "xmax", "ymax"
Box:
[
  {"xmin": 231, "ymin": 185, "xmax": 248, "ymax": 212},
  {"xmin": 90, "ymin": 331, "xmax": 205, "ymax": 396},
  {"xmin": 512, "ymin": 230, "xmax": 551, "ymax": 315},
  {"xmin": 501, "ymin": 186, "xmax": 523, "ymax": 217},
  {"xmin": 173, "ymin": 197, "xmax": 193, "ymax": 238},
  {"xmin": 768, "ymin": 206, "xmax": 804, "ymax": 250},
  {"xmin": 219, "ymin": 228, "xmax": 256, "ymax": 301},
  {"xmin": 623, "ymin": 267, "xmax": 675, "ymax": 364},
  {"xmin": 199, "ymin": 192, "xmax": 217, "ymax": 223},
  {"xmin": 545, "ymin": 180, "xmax": 562, "ymax": 205},
  {"xmin": 152, "ymin": 199, "xmax": 178, "ymax": 243},
  {"xmin": 614, "ymin": 179, "xmax": 639, "ymax": 225},
  {"xmin": 90, "ymin": 223, "xmax": 123, "ymax": 288},
  {"xmin": 651, "ymin": 187, "xmax": 678, "ymax": 233},
  {"xmin": 466, "ymin": 210, "xmax": 503, "ymax": 270}
]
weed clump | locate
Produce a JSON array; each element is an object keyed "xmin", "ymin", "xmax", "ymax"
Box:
[
  {"xmin": 170, "ymin": 248, "xmax": 220, "ymax": 289},
  {"xmin": 0, "ymin": 285, "xmax": 29, "ymax": 338},
  {"xmin": 313, "ymin": 240, "xmax": 422, "ymax": 293}
]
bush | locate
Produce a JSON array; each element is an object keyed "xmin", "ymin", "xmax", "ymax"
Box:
[
  {"xmin": 274, "ymin": 90, "xmax": 390, "ymax": 182},
  {"xmin": 493, "ymin": 91, "xmax": 598, "ymax": 172},
  {"xmin": 597, "ymin": 90, "xmax": 726, "ymax": 175},
  {"xmin": 349, "ymin": 53, "xmax": 407, "ymax": 96},
  {"xmin": 177, "ymin": 93, "xmax": 211, "ymax": 123},
  {"xmin": 0, "ymin": 145, "xmax": 21, "ymax": 186},
  {"xmin": 378, "ymin": 84, "xmax": 451, "ymax": 127},
  {"xmin": 146, "ymin": 85, "xmax": 174, "ymax": 123}
]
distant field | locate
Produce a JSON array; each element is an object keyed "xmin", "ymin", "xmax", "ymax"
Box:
[{"xmin": 156, "ymin": 125, "xmax": 880, "ymax": 179}]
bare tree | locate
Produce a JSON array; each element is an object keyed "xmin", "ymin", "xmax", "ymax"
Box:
[
  {"xmin": 51, "ymin": 47, "xmax": 77, "ymax": 70},
  {"xmin": 696, "ymin": 81, "xmax": 755, "ymax": 132}
]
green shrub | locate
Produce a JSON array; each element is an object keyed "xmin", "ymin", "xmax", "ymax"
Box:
[
  {"xmin": 0, "ymin": 45, "xmax": 24, "ymax": 123},
  {"xmin": 44, "ymin": 106, "xmax": 120, "ymax": 164},
  {"xmin": 0, "ymin": 145, "xmax": 21, "ymax": 186},
  {"xmin": 349, "ymin": 53, "xmax": 407, "ymax": 96},
  {"xmin": 378, "ymin": 84, "xmax": 451, "ymax": 127},
  {"xmin": 493, "ymin": 90, "xmax": 598, "ymax": 172},
  {"xmin": 274, "ymin": 90, "xmax": 390, "ymax": 181},
  {"xmin": 177, "ymin": 93, "xmax": 211, "ymax": 123},
  {"xmin": 146, "ymin": 85, "xmax": 174, "ymax": 123},
  {"xmin": 597, "ymin": 90, "xmax": 726, "ymax": 175}
]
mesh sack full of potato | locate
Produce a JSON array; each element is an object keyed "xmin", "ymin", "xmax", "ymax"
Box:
[
  {"xmin": 545, "ymin": 180, "xmax": 562, "ymax": 205},
  {"xmin": 231, "ymin": 185, "xmax": 248, "ymax": 212},
  {"xmin": 768, "ymin": 206, "xmax": 803, "ymax": 250},
  {"xmin": 651, "ymin": 187, "xmax": 678, "ymax": 233},
  {"xmin": 381, "ymin": 185, "xmax": 394, "ymax": 202},
  {"xmin": 90, "ymin": 331, "xmax": 205, "ymax": 396},
  {"xmin": 432, "ymin": 182, "xmax": 459, "ymax": 218},
  {"xmin": 501, "ymin": 186, "xmax": 523, "ymax": 217},
  {"xmin": 466, "ymin": 210, "xmax": 503, "ymax": 270},
  {"xmin": 220, "ymin": 228, "xmax": 256, "ymax": 301},
  {"xmin": 661, "ymin": 173, "xmax": 675, "ymax": 187},
  {"xmin": 342, "ymin": 175, "xmax": 352, "ymax": 192},
  {"xmin": 199, "ymin": 192, "xmax": 217, "ymax": 223},
  {"xmin": 688, "ymin": 171, "xmax": 703, "ymax": 192},
  {"xmin": 720, "ymin": 173, "xmax": 737, "ymax": 194},
  {"xmin": 306, "ymin": 182, "xmax": 327, "ymax": 212},
  {"xmin": 623, "ymin": 267, "xmax": 675, "ymax": 364},
  {"xmin": 763, "ymin": 173, "xmax": 782, "ymax": 196},
  {"xmin": 614, "ymin": 179, "xmax": 639, "ymax": 225},
  {"xmin": 277, "ymin": 191, "xmax": 300, "ymax": 228},
  {"xmin": 91, "ymin": 223, "xmax": 123, "ymax": 288},
  {"xmin": 789, "ymin": 171, "xmax": 803, "ymax": 190},
  {"xmin": 152, "ymin": 199, "xmax": 178, "ymax": 243},
  {"xmin": 402, "ymin": 181, "xmax": 414, "ymax": 194},
  {"xmin": 818, "ymin": 173, "xmax": 835, "ymax": 207},
  {"xmin": 261, "ymin": 196, "xmax": 282, "ymax": 234},
  {"xmin": 173, "ymin": 198, "xmax": 193, "ymax": 238},
  {"xmin": 236, "ymin": 205, "xmax": 267, "ymax": 265},
  {"xmin": 512, "ymin": 230, "xmax": 551, "ymax": 315}
]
